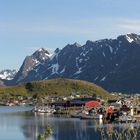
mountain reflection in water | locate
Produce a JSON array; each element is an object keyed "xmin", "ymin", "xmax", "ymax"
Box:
[
  {"xmin": 0, "ymin": 106, "xmax": 140, "ymax": 140},
  {"xmin": 21, "ymin": 113, "xmax": 101, "ymax": 140}
]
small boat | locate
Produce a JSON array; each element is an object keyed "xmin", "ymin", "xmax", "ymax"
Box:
[
  {"xmin": 80, "ymin": 113, "xmax": 102, "ymax": 120},
  {"xmin": 71, "ymin": 110, "xmax": 89, "ymax": 118},
  {"xmin": 118, "ymin": 113, "xmax": 136, "ymax": 123}
]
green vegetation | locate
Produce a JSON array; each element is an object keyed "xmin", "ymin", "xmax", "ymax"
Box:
[
  {"xmin": 96, "ymin": 122, "xmax": 139, "ymax": 140},
  {"xmin": 38, "ymin": 125, "xmax": 53, "ymax": 140},
  {"xmin": 0, "ymin": 78, "xmax": 111, "ymax": 99},
  {"xmin": 38, "ymin": 133, "xmax": 44, "ymax": 140}
]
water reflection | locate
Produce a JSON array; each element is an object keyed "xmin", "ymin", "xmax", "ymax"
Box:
[
  {"xmin": 21, "ymin": 113, "xmax": 54, "ymax": 139},
  {"xmin": 21, "ymin": 113, "xmax": 102, "ymax": 140},
  {"xmin": 0, "ymin": 107, "xmax": 140, "ymax": 140}
]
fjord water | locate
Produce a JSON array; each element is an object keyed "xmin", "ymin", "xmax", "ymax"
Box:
[
  {"xmin": 0, "ymin": 106, "xmax": 100, "ymax": 140},
  {"xmin": 0, "ymin": 106, "xmax": 140, "ymax": 140}
]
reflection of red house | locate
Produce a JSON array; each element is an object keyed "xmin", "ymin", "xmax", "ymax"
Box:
[
  {"xmin": 85, "ymin": 101, "xmax": 100, "ymax": 108},
  {"xmin": 107, "ymin": 107, "xmax": 113, "ymax": 113}
]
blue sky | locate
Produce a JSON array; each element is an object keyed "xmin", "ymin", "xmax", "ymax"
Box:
[{"xmin": 0, "ymin": 0, "xmax": 140, "ymax": 70}]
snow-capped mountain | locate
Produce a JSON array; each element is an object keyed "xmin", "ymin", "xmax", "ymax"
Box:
[
  {"xmin": 0, "ymin": 69, "xmax": 17, "ymax": 80},
  {"xmin": 12, "ymin": 48, "xmax": 50, "ymax": 84},
  {"xmin": 6, "ymin": 33, "xmax": 140, "ymax": 92}
]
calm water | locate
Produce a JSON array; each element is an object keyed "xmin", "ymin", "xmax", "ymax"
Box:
[{"xmin": 0, "ymin": 106, "xmax": 140, "ymax": 140}]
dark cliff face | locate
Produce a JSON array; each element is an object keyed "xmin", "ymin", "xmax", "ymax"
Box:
[{"xmin": 8, "ymin": 33, "xmax": 140, "ymax": 93}]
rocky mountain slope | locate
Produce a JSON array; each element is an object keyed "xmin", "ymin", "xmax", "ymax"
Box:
[
  {"xmin": 12, "ymin": 48, "xmax": 50, "ymax": 84},
  {"xmin": 5, "ymin": 33, "xmax": 140, "ymax": 93}
]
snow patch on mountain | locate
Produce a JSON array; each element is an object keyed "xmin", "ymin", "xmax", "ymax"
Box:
[
  {"xmin": 94, "ymin": 76, "xmax": 99, "ymax": 81},
  {"xmin": 50, "ymin": 49, "xmax": 60, "ymax": 61},
  {"xmin": 0, "ymin": 69, "xmax": 17, "ymax": 80},
  {"xmin": 109, "ymin": 45, "xmax": 113, "ymax": 53},
  {"xmin": 74, "ymin": 67, "xmax": 82, "ymax": 75},
  {"xmin": 51, "ymin": 63, "xmax": 59, "ymax": 74},
  {"xmin": 126, "ymin": 35, "xmax": 134, "ymax": 43},
  {"xmin": 49, "ymin": 49, "xmax": 60, "ymax": 75},
  {"xmin": 60, "ymin": 67, "xmax": 66, "ymax": 74},
  {"xmin": 100, "ymin": 76, "xmax": 107, "ymax": 81},
  {"xmin": 75, "ymin": 57, "xmax": 80, "ymax": 70},
  {"xmin": 79, "ymin": 59, "xmax": 83, "ymax": 63},
  {"xmin": 102, "ymin": 52, "xmax": 105, "ymax": 57}
]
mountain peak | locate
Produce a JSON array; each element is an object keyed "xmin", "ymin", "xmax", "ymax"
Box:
[
  {"xmin": 73, "ymin": 42, "xmax": 81, "ymax": 47},
  {"xmin": 13, "ymin": 48, "xmax": 50, "ymax": 83},
  {"xmin": 126, "ymin": 33, "xmax": 137, "ymax": 36},
  {"xmin": 85, "ymin": 40, "xmax": 94, "ymax": 46},
  {"xmin": 125, "ymin": 33, "xmax": 140, "ymax": 43},
  {"xmin": 32, "ymin": 48, "xmax": 50, "ymax": 61},
  {"xmin": 117, "ymin": 33, "xmax": 140, "ymax": 44},
  {"xmin": 37, "ymin": 48, "xmax": 47, "ymax": 52},
  {"xmin": 35, "ymin": 48, "xmax": 49, "ymax": 54}
]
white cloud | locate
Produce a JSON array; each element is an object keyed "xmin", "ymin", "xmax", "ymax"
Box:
[
  {"xmin": 1, "ymin": 17, "xmax": 140, "ymax": 41},
  {"xmin": 118, "ymin": 19, "xmax": 140, "ymax": 32}
]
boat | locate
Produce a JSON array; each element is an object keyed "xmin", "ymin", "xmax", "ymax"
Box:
[
  {"xmin": 71, "ymin": 110, "xmax": 89, "ymax": 118},
  {"xmin": 80, "ymin": 113, "xmax": 102, "ymax": 120},
  {"xmin": 32, "ymin": 106, "xmax": 56, "ymax": 114},
  {"xmin": 118, "ymin": 113, "xmax": 136, "ymax": 123}
]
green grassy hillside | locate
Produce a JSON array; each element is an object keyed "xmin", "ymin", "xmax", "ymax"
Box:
[{"xmin": 0, "ymin": 78, "xmax": 111, "ymax": 99}]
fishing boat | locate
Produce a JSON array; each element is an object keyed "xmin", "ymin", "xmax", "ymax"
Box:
[{"xmin": 32, "ymin": 106, "xmax": 56, "ymax": 114}]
